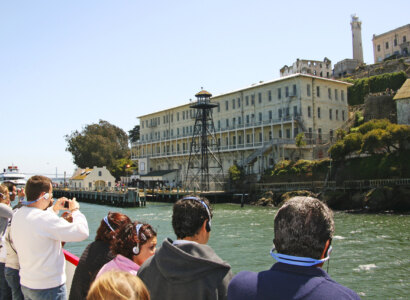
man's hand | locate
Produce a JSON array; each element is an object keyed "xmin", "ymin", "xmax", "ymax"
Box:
[{"xmin": 53, "ymin": 197, "xmax": 68, "ymax": 213}]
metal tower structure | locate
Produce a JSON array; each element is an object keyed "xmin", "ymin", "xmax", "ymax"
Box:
[{"xmin": 185, "ymin": 89, "xmax": 224, "ymax": 191}]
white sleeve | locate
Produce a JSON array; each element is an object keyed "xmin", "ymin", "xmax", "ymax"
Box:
[{"xmin": 41, "ymin": 210, "xmax": 89, "ymax": 242}]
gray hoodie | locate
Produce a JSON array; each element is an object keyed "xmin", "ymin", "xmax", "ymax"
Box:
[{"xmin": 138, "ymin": 238, "xmax": 233, "ymax": 300}]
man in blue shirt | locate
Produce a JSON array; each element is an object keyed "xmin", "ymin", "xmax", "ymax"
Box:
[{"xmin": 228, "ymin": 196, "xmax": 360, "ymax": 300}]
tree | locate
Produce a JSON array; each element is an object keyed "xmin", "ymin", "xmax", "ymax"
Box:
[
  {"xmin": 65, "ymin": 120, "xmax": 129, "ymax": 177},
  {"xmin": 111, "ymin": 158, "xmax": 137, "ymax": 180},
  {"xmin": 228, "ymin": 164, "xmax": 244, "ymax": 182},
  {"xmin": 295, "ymin": 133, "xmax": 306, "ymax": 158},
  {"xmin": 128, "ymin": 125, "xmax": 140, "ymax": 143},
  {"xmin": 343, "ymin": 133, "xmax": 363, "ymax": 154}
]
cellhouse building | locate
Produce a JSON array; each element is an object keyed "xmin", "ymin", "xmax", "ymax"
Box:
[{"xmin": 131, "ymin": 74, "xmax": 351, "ymax": 187}]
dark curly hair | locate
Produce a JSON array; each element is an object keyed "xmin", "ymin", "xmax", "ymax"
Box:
[
  {"xmin": 135, "ymin": 222, "xmax": 157, "ymax": 247},
  {"xmin": 95, "ymin": 212, "xmax": 131, "ymax": 243},
  {"xmin": 172, "ymin": 196, "xmax": 212, "ymax": 239}
]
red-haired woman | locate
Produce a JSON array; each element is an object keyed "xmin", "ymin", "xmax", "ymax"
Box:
[
  {"xmin": 96, "ymin": 221, "xmax": 157, "ymax": 278},
  {"xmin": 69, "ymin": 212, "xmax": 131, "ymax": 300}
]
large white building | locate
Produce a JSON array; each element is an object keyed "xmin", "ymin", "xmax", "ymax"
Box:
[{"xmin": 131, "ymin": 74, "xmax": 351, "ymax": 186}]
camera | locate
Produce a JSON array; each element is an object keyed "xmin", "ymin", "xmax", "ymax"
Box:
[{"xmin": 64, "ymin": 201, "xmax": 70, "ymax": 209}]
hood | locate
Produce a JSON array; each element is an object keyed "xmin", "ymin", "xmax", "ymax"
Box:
[{"xmin": 154, "ymin": 238, "xmax": 231, "ymax": 284}]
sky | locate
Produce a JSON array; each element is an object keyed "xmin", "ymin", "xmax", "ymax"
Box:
[{"xmin": 1, "ymin": 0, "xmax": 409, "ymax": 177}]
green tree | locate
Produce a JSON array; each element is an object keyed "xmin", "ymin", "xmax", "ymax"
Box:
[
  {"xmin": 336, "ymin": 128, "xmax": 347, "ymax": 141},
  {"xmin": 295, "ymin": 133, "xmax": 306, "ymax": 158},
  {"xmin": 65, "ymin": 120, "xmax": 129, "ymax": 177},
  {"xmin": 111, "ymin": 158, "xmax": 137, "ymax": 180},
  {"xmin": 128, "ymin": 125, "xmax": 140, "ymax": 143},
  {"xmin": 328, "ymin": 140, "xmax": 346, "ymax": 161},
  {"xmin": 388, "ymin": 124, "xmax": 410, "ymax": 152},
  {"xmin": 343, "ymin": 133, "xmax": 363, "ymax": 154},
  {"xmin": 361, "ymin": 129, "xmax": 390, "ymax": 154},
  {"xmin": 228, "ymin": 164, "xmax": 244, "ymax": 182}
]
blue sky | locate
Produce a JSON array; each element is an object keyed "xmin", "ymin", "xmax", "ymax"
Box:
[{"xmin": 1, "ymin": 0, "xmax": 409, "ymax": 177}]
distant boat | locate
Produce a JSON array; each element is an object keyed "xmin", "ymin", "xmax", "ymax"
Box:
[{"xmin": 0, "ymin": 165, "xmax": 27, "ymax": 187}]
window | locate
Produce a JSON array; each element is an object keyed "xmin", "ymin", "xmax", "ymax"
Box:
[
  {"xmin": 328, "ymin": 88, "xmax": 332, "ymax": 99},
  {"xmin": 386, "ymin": 42, "xmax": 389, "ymax": 49},
  {"xmin": 233, "ymin": 117, "xmax": 236, "ymax": 125},
  {"xmin": 335, "ymin": 89, "xmax": 338, "ymax": 100},
  {"xmin": 141, "ymin": 122, "xmax": 144, "ymax": 129},
  {"xmin": 217, "ymin": 120, "xmax": 220, "ymax": 129},
  {"xmin": 307, "ymin": 84, "xmax": 311, "ymax": 97},
  {"xmin": 342, "ymin": 110, "xmax": 345, "ymax": 121},
  {"xmin": 293, "ymin": 84, "xmax": 297, "ymax": 96},
  {"xmin": 394, "ymin": 38, "xmax": 397, "ymax": 47},
  {"xmin": 246, "ymin": 134, "xmax": 250, "ymax": 144},
  {"xmin": 279, "ymin": 129, "xmax": 282, "ymax": 138},
  {"xmin": 268, "ymin": 90, "xmax": 272, "ymax": 101},
  {"xmin": 308, "ymin": 106, "xmax": 311, "ymax": 118},
  {"xmin": 269, "ymin": 131, "xmax": 272, "ymax": 140},
  {"xmin": 177, "ymin": 112, "xmax": 179, "ymax": 121},
  {"xmin": 232, "ymin": 99, "xmax": 236, "ymax": 109},
  {"xmin": 251, "ymin": 95, "xmax": 255, "ymax": 105},
  {"xmin": 293, "ymin": 106, "xmax": 297, "ymax": 116},
  {"xmin": 238, "ymin": 116, "xmax": 242, "ymax": 124},
  {"xmin": 317, "ymin": 107, "xmax": 321, "ymax": 118},
  {"xmin": 246, "ymin": 115, "xmax": 250, "ymax": 124},
  {"xmin": 217, "ymin": 104, "xmax": 220, "ymax": 113},
  {"xmin": 336, "ymin": 109, "xmax": 339, "ymax": 120},
  {"xmin": 403, "ymin": 36, "xmax": 407, "ymax": 43},
  {"xmin": 330, "ymin": 129, "xmax": 334, "ymax": 140},
  {"xmin": 286, "ymin": 107, "xmax": 289, "ymax": 116},
  {"xmin": 285, "ymin": 86, "xmax": 289, "ymax": 97},
  {"xmin": 318, "ymin": 128, "xmax": 322, "ymax": 140},
  {"xmin": 329, "ymin": 109, "xmax": 333, "ymax": 120},
  {"xmin": 238, "ymin": 98, "xmax": 241, "ymax": 107},
  {"xmin": 286, "ymin": 129, "xmax": 290, "ymax": 139},
  {"xmin": 294, "ymin": 128, "xmax": 299, "ymax": 137},
  {"xmin": 316, "ymin": 86, "xmax": 320, "ymax": 97},
  {"xmin": 225, "ymin": 101, "xmax": 229, "ymax": 111},
  {"xmin": 278, "ymin": 88, "xmax": 282, "ymax": 99},
  {"xmin": 226, "ymin": 119, "xmax": 229, "ymax": 127},
  {"xmin": 341, "ymin": 90, "xmax": 345, "ymax": 101},
  {"xmin": 238, "ymin": 135, "xmax": 242, "ymax": 145},
  {"xmin": 377, "ymin": 44, "xmax": 381, "ymax": 52},
  {"xmin": 278, "ymin": 108, "xmax": 282, "ymax": 119},
  {"xmin": 259, "ymin": 132, "xmax": 262, "ymax": 142},
  {"xmin": 245, "ymin": 96, "xmax": 249, "ymax": 106},
  {"xmin": 259, "ymin": 112, "xmax": 262, "ymax": 122},
  {"xmin": 258, "ymin": 93, "xmax": 262, "ymax": 103},
  {"xmin": 98, "ymin": 171, "xmax": 102, "ymax": 176},
  {"xmin": 269, "ymin": 110, "xmax": 272, "ymax": 120}
]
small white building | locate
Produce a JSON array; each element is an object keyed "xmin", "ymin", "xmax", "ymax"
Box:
[
  {"xmin": 393, "ymin": 79, "xmax": 410, "ymax": 125},
  {"xmin": 69, "ymin": 166, "xmax": 115, "ymax": 191}
]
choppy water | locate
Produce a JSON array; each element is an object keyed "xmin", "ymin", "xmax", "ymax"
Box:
[{"xmin": 65, "ymin": 202, "xmax": 410, "ymax": 299}]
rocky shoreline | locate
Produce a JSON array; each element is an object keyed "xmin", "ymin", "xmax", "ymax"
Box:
[{"xmin": 252, "ymin": 186, "xmax": 410, "ymax": 212}]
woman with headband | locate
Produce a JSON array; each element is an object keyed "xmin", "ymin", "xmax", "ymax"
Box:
[
  {"xmin": 69, "ymin": 212, "xmax": 131, "ymax": 300},
  {"xmin": 96, "ymin": 221, "xmax": 157, "ymax": 278}
]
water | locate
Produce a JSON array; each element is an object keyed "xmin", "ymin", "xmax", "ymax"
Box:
[{"xmin": 65, "ymin": 202, "xmax": 410, "ymax": 299}]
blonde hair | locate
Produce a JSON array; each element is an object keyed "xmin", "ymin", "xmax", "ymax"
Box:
[
  {"xmin": 87, "ymin": 270, "xmax": 150, "ymax": 300},
  {"xmin": 0, "ymin": 184, "xmax": 10, "ymax": 204}
]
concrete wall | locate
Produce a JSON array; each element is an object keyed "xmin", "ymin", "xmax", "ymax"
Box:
[{"xmin": 397, "ymin": 98, "xmax": 410, "ymax": 125}]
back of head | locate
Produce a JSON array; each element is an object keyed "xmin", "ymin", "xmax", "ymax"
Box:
[
  {"xmin": 25, "ymin": 175, "xmax": 51, "ymax": 201},
  {"xmin": 0, "ymin": 184, "xmax": 10, "ymax": 204},
  {"xmin": 87, "ymin": 270, "xmax": 150, "ymax": 300},
  {"xmin": 274, "ymin": 196, "xmax": 334, "ymax": 259},
  {"xmin": 172, "ymin": 195, "xmax": 212, "ymax": 239},
  {"xmin": 96, "ymin": 212, "xmax": 131, "ymax": 243},
  {"xmin": 2, "ymin": 181, "xmax": 15, "ymax": 194}
]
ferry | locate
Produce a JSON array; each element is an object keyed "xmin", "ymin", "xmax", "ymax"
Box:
[{"xmin": 0, "ymin": 165, "xmax": 27, "ymax": 188}]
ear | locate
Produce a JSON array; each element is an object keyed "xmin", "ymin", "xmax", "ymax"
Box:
[{"xmin": 320, "ymin": 239, "xmax": 331, "ymax": 260}]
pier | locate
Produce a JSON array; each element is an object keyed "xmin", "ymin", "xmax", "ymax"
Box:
[{"xmin": 53, "ymin": 188, "xmax": 147, "ymax": 207}]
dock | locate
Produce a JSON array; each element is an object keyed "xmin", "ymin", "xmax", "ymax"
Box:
[{"xmin": 53, "ymin": 188, "xmax": 147, "ymax": 207}]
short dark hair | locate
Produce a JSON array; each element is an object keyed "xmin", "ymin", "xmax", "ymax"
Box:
[
  {"xmin": 95, "ymin": 212, "xmax": 131, "ymax": 242},
  {"xmin": 172, "ymin": 196, "xmax": 212, "ymax": 239},
  {"xmin": 25, "ymin": 176, "xmax": 52, "ymax": 201},
  {"xmin": 2, "ymin": 181, "xmax": 16, "ymax": 193},
  {"xmin": 274, "ymin": 196, "xmax": 334, "ymax": 259}
]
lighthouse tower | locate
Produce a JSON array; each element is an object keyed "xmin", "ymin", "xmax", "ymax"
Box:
[{"xmin": 351, "ymin": 14, "xmax": 364, "ymax": 63}]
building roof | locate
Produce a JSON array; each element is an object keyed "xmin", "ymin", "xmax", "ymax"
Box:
[
  {"xmin": 372, "ymin": 24, "xmax": 410, "ymax": 40},
  {"xmin": 71, "ymin": 168, "xmax": 93, "ymax": 180},
  {"xmin": 137, "ymin": 73, "xmax": 352, "ymax": 118},
  {"xmin": 393, "ymin": 79, "xmax": 410, "ymax": 100},
  {"xmin": 140, "ymin": 169, "xmax": 178, "ymax": 177},
  {"xmin": 195, "ymin": 90, "xmax": 212, "ymax": 97}
]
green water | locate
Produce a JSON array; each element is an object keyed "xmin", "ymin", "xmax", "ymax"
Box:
[{"xmin": 65, "ymin": 202, "xmax": 410, "ymax": 299}]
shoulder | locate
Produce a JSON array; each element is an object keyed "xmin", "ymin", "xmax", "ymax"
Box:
[
  {"xmin": 228, "ymin": 271, "xmax": 258, "ymax": 300},
  {"xmin": 0, "ymin": 203, "xmax": 12, "ymax": 218},
  {"xmin": 318, "ymin": 279, "xmax": 361, "ymax": 300}
]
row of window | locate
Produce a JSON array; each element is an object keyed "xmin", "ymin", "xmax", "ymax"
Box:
[
  {"xmin": 377, "ymin": 36, "xmax": 407, "ymax": 52},
  {"xmin": 141, "ymin": 85, "xmax": 345, "ymax": 129},
  {"xmin": 307, "ymin": 106, "xmax": 346, "ymax": 121}
]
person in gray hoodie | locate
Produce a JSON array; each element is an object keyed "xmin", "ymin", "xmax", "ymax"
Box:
[{"xmin": 138, "ymin": 195, "xmax": 233, "ymax": 300}]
